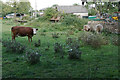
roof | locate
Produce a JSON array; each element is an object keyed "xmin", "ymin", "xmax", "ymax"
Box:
[{"xmin": 56, "ymin": 5, "xmax": 88, "ymax": 13}]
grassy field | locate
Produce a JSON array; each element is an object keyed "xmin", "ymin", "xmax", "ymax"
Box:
[{"xmin": 2, "ymin": 18, "xmax": 119, "ymax": 78}]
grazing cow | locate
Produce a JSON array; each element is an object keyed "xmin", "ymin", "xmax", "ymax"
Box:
[
  {"xmin": 93, "ymin": 24, "xmax": 103, "ymax": 34},
  {"xmin": 11, "ymin": 26, "xmax": 38, "ymax": 42},
  {"xmin": 83, "ymin": 25, "xmax": 91, "ymax": 31}
]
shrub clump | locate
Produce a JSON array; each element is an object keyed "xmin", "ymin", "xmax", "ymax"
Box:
[
  {"xmin": 34, "ymin": 39, "xmax": 41, "ymax": 47},
  {"xmin": 61, "ymin": 14, "xmax": 88, "ymax": 28},
  {"xmin": 111, "ymin": 35, "xmax": 120, "ymax": 46},
  {"xmin": 52, "ymin": 33, "xmax": 59, "ymax": 38},
  {"xmin": 78, "ymin": 32, "xmax": 108, "ymax": 48},
  {"xmin": 66, "ymin": 38, "xmax": 82, "ymax": 59},
  {"xmin": 68, "ymin": 48, "xmax": 82, "ymax": 59},
  {"xmin": 26, "ymin": 49, "xmax": 41, "ymax": 64},
  {"xmin": 67, "ymin": 30, "xmax": 74, "ymax": 35},
  {"xmin": 54, "ymin": 42, "xmax": 65, "ymax": 58},
  {"xmin": 2, "ymin": 40, "xmax": 26, "ymax": 53}
]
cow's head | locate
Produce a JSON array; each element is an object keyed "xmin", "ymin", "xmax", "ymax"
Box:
[{"xmin": 33, "ymin": 28, "xmax": 38, "ymax": 35}]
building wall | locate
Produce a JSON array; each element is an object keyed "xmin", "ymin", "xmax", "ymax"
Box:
[{"xmin": 73, "ymin": 13, "xmax": 88, "ymax": 18}]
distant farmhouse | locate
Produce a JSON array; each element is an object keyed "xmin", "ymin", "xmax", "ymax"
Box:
[
  {"xmin": 56, "ymin": 5, "xmax": 88, "ymax": 18},
  {"xmin": 39, "ymin": 5, "xmax": 88, "ymax": 22}
]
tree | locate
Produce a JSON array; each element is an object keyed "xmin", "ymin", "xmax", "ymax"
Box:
[
  {"xmin": 44, "ymin": 8, "xmax": 57, "ymax": 20},
  {"xmin": 17, "ymin": 0, "xmax": 32, "ymax": 14},
  {"xmin": 1, "ymin": 1, "xmax": 13, "ymax": 17},
  {"xmin": 86, "ymin": 2, "xmax": 118, "ymax": 16}
]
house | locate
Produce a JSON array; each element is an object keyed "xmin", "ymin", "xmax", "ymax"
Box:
[
  {"xmin": 56, "ymin": 5, "xmax": 88, "ymax": 18},
  {"xmin": 32, "ymin": 12, "xmax": 44, "ymax": 17}
]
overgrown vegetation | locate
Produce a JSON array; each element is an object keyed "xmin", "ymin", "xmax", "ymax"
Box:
[
  {"xmin": 26, "ymin": 49, "xmax": 41, "ymax": 64},
  {"xmin": 61, "ymin": 14, "xmax": 88, "ymax": 29},
  {"xmin": 78, "ymin": 32, "xmax": 109, "ymax": 48},
  {"xmin": 2, "ymin": 39, "xmax": 26, "ymax": 53},
  {"xmin": 2, "ymin": 16, "xmax": 119, "ymax": 78}
]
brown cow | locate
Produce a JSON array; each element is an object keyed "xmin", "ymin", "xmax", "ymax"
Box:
[{"xmin": 11, "ymin": 26, "xmax": 38, "ymax": 42}]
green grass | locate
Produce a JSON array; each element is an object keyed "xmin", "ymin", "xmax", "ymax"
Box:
[{"xmin": 2, "ymin": 19, "xmax": 119, "ymax": 78}]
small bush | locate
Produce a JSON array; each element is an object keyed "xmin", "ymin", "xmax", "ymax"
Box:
[
  {"xmin": 43, "ymin": 29, "xmax": 47, "ymax": 32},
  {"xmin": 52, "ymin": 33, "xmax": 59, "ymax": 38},
  {"xmin": 66, "ymin": 37, "xmax": 73, "ymax": 45},
  {"xmin": 2, "ymin": 39, "xmax": 26, "ymax": 53},
  {"xmin": 26, "ymin": 49, "xmax": 41, "ymax": 64},
  {"xmin": 68, "ymin": 48, "xmax": 82, "ymax": 59},
  {"xmin": 45, "ymin": 42, "xmax": 50, "ymax": 51},
  {"xmin": 67, "ymin": 30, "xmax": 74, "ymax": 35},
  {"xmin": 79, "ymin": 32, "xmax": 108, "ymax": 48},
  {"xmin": 111, "ymin": 35, "xmax": 120, "ymax": 46},
  {"xmin": 61, "ymin": 14, "xmax": 88, "ymax": 28},
  {"xmin": 66, "ymin": 38, "xmax": 80, "ymax": 50},
  {"xmin": 40, "ymin": 32, "xmax": 46, "ymax": 36},
  {"xmin": 66, "ymin": 38, "xmax": 82, "ymax": 59},
  {"xmin": 34, "ymin": 39, "xmax": 41, "ymax": 47},
  {"xmin": 54, "ymin": 42, "xmax": 65, "ymax": 58},
  {"xmin": 54, "ymin": 42, "xmax": 64, "ymax": 53},
  {"xmin": 22, "ymin": 16, "xmax": 33, "ymax": 21}
]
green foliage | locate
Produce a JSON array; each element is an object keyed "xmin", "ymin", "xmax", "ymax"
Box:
[
  {"xmin": 86, "ymin": 2, "xmax": 118, "ymax": 15},
  {"xmin": 2, "ymin": 39, "xmax": 26, "ymax": 53},
  {"xmin": 79, "ymin": 32, "xmax": 108, "ymax": 48},
  {"xmin": 66, "ymin": 38, "xmax": 82, "ymax": 59},
  {"xmin": 52, "ymin": 33, "xmax": 59, "ymax": 38},
  {"xmin": 44, "ymin": 8, "xmax": 57, "ymax": 20},
  {"xmin": 26, "ymin": 49, "xmax": 41, "ymax": 64},
  {"xmin": 111, "ymin": 35, "xmax": 120, "ymax": 46},
  {"xmin": 2, "ymin": 18, "xmax": 119, "ymax": 78},
  {"xmin": 17, "ymin": 1, "xmax": 32, "ymax": 14},
  {"xmin": 54, "ymin": 42, "xmax": 65, "ymax": 58},
  {"xmin": 61, "ymin": 14, "xmax": 88, "ymax": 28},
  {"xmin": 1, "ymin": 1, "xmax": 13, "ymax": 17},
  {"xmin": 34, "ymin": 39, "xmax": 41, "ymax": 47},
  {"xmin": 88, "ymin": 8, "xmax": 97, "ymax": 16},
  {"xmin": 1, "ymin": 0, "xmax": 32, "ymax": 17},
  {"xmin": 22, "ymin": 16, "xmax": 33, "ymax": 21}
]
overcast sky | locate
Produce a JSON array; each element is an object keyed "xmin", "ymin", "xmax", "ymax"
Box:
[
  {"xmin": 3, "ymin": 0, "xmax": 84, "ymax": 10},
  {"xmin": 29, "ymin": 0, "xmax": 83, "ymax": 10}
]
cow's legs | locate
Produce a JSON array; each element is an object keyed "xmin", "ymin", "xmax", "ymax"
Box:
[
  {"xmin": 31, "ymin": 37, "xmax": 32, "ymax": 42},
  {"xmin": 12, "ymin": 35, "xmax": 15, "ymax": 41},
  {"xmin": 28, "ymin": 36, "xmax": 30, "ymax": 42}
]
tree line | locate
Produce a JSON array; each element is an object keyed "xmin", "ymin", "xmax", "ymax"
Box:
[{"xmin": 1, "ymin": 0, "xmax": 32, "ymax": 17}]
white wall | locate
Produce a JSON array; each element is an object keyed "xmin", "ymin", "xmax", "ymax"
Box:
[{"xmin": 73, "ymin": 13, "xmax": 88, "ymax": 18}]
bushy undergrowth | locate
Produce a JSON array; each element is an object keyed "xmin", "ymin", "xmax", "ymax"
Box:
[
  {"xmin": 79, "ymin": 32, "xmax": 108, "ymax": 48},
  {"xmin": 34, "ymin": 39, "xmax": 41, "ymax": 47},
  {"xmin": 61, "ymin": 14, "xmax": 88, "ymax": 29},
  {"xmin": 52, "ymin": 33, "xmax": 59, "ymax": 38},
  {"xmin": 26, "ymin": 49, "xmax": 41, "ymax": 64},
  {"xmin": 22, "ymin": 16, "xmax": 34, "ymax": 21},
  {"xmin": 2, "ymin": 39, "xmax": 26, "ymax": 53},
  {"xmin": 54, "ymin": 42, "xmax": 65, "ymax": 58},
  {"xmin": 54, "ymin": 42, "xmax": 64, "ymax": 53},
  {"xmin": 111, "ymin": 35, "xmax": 120, "ymax": 46},
  {"xmin": 66, "ymin": 38, "xmax": 82, "ymax": 59}
]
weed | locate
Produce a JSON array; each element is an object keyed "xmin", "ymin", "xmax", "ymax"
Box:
[
  {"xmin": 79, "ymin": 32, "xmax": 108, "ymax": 48},
  {"xmin": 34, "ymin": 39, "xmax": 41, "ymax": 47},
  {"xmin": 54, "ymin": 42, "xmax": 65, "ymax": 58},
  {"xmin": 52, "ymin": 33, "xmax": 59, "ymax": 38},
  {"xmin": 2, "ymin": 39, "xmax": 26, "ymax": 53},
  {"xmin": 26, "ymin": 49, "xmax": 41, "ymax": 64}
]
